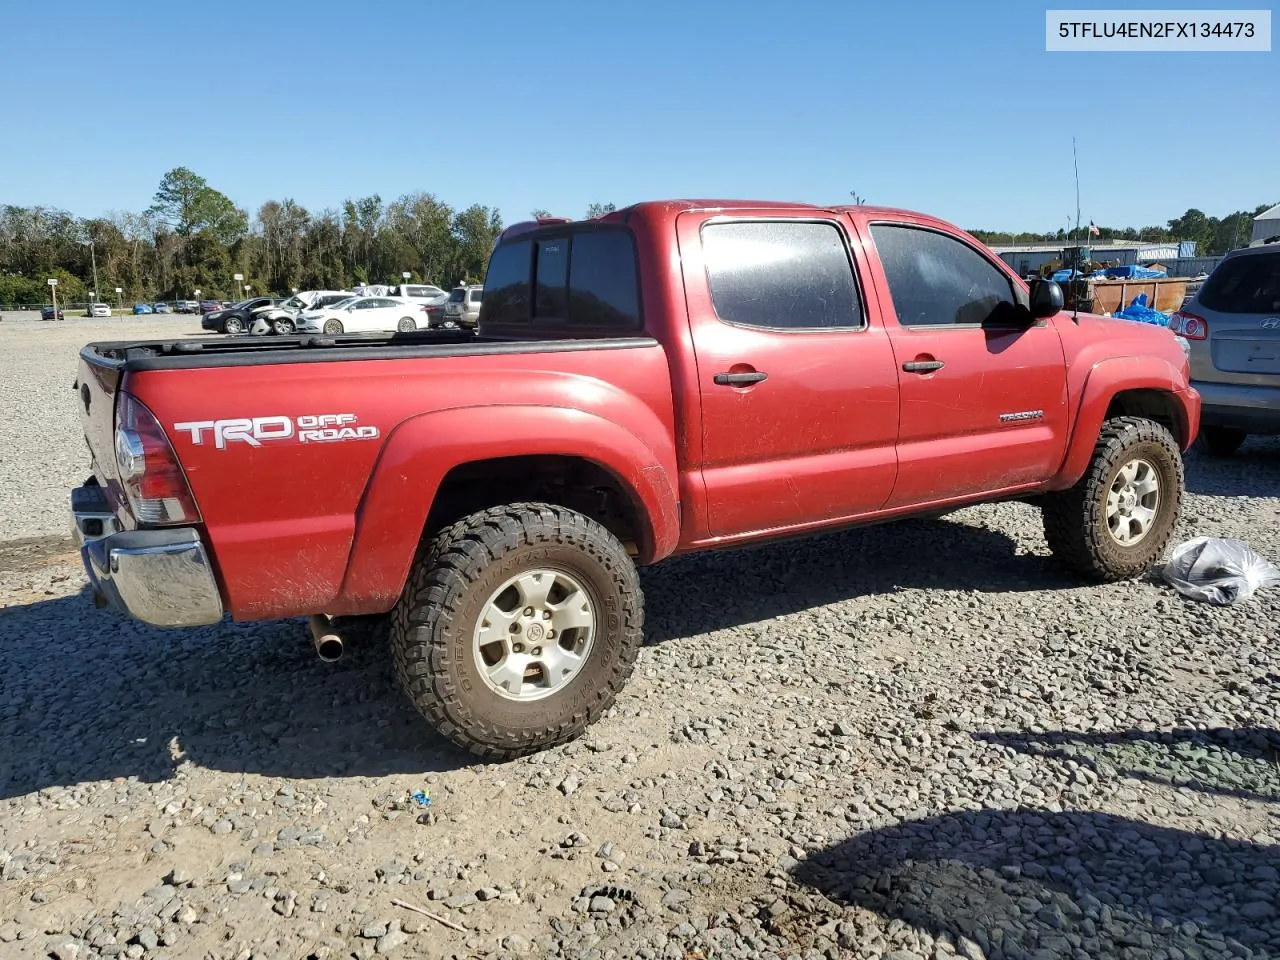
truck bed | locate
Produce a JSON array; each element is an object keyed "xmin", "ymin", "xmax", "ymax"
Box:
[{"xmin": 84, "ymin": 328, "xmax": 658, "ymax": 371}]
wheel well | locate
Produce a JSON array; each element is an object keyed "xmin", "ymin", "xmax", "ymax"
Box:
[
  {"xmin": 425, "ymin": 455, "xmax": 645, "ymax": 559},
  {"xmin": 1105, "ymin": 389, "xmax": 1187, "ymax": 447}
]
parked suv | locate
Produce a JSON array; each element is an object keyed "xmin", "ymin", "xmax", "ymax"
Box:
[
  {"xmin": 444, "ymin": 284, "xmax": 483, "ymax": 328},
  {"xmin": 1171, "ymin": 240, "xmax": 1280, "ymax": 455}
]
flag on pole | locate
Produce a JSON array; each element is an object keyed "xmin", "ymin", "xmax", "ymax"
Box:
[{"xmin": 1088, "ymin": 220, "xmax": 1100, "ymax": 237}]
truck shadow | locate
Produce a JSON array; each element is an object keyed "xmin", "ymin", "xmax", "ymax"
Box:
[
  {"xmin": 791, "ymin": 808, "xmax": 1280, "ymax": 958},
  {"xmin": 0, "ymin": 515, "xmax": 1061, "ymax": 800},
  {"xmin": 0, "ymin": 588, "xmax": 472, "ymax": 801},
  {"xmin": 641, "ymin": 513, "xmax": 1074, "ymax": 643}
]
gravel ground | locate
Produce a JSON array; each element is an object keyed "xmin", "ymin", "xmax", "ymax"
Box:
[
  {"xmin": 1, "ymin": 319, "xmax": 1279, "ymax": 960},
  {"xmin": 0, "ymin": 314, "xmax": 208, "ymax": 542}
]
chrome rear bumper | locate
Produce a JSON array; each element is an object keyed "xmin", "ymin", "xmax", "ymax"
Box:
[{"xmin": 72, "ymin": 481, "xmax": 224, "ymax": 628}]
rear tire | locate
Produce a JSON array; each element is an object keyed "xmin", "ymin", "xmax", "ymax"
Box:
[
  {"xmin": 1196, "ymin": 425, "xmax": 1247, "ymax": 458},
  {"xmin": 391, "ymin": 503, "xmax": 643, "ymax": 760},
  {"xmin": 397, "ymin": 316, "xmax": 417, "ymax": 332},
  {"xmin": 322, "ymin": 319, "xmax": 344, "ymax": 335},
  {"xmin": 1041, "ymin": 416, "xmax": 1183, "ymax": 582}
]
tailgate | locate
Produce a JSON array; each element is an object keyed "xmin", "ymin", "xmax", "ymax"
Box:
[
  {"xmin": 1211, "ymin": 327, "xmax": 1280, "ymax": 377},
  {"xmin": 75, "ymin": 348, "xmax": 125, "ymax": 492}
]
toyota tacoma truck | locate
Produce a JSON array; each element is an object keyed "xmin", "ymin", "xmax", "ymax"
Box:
[{"xmin": 70, "ymin": 199, "xmax": 1200, "ymax": 759}]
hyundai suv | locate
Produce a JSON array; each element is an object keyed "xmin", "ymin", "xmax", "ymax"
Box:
[{"xmin": 1170, "ymin": 240, "xmax": 1280, "ymax": 456}]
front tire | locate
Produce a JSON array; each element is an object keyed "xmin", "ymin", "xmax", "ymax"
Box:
[
  {"xmin": 272, "ymin": 317, "xmax": 295, "ymax": 335},
  {"xmin": 1196, "ymin": 425, "xmax": 1247, "ymax": 458},
  {"xmin": 322, "ymin": 318, "xmax": 344, "ymax": 335},
  {"xmin": 391, "ymin": 503, "xmax": 643, "ymax": 760},
  {"xmin": 223, "ymin": 316, "xmax": 244, "ymax": 335},
  {"xmin": 1041, "ymin": 416, "xmax": 1183, "ymax": 582}
]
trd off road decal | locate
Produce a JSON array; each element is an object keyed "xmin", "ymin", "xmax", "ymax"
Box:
[{"xmin": 172, "ymin": 414, "xmax": 380, "ymax": 449}]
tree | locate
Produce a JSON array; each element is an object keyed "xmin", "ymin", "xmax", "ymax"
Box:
[
  {"xmin": 451, "ymin": 204, "xmax": 503, "ymax": 284},
  {"xmin": 146, "ymin": 167, "xmax": 248, "ymax": 245},
  {"xmin": 584, "ymin": 202, "xmax": 617, "ymax": 219},
  {"xmin": 530, "ymin": 208, "xmax": 553, "ymax": 220}
]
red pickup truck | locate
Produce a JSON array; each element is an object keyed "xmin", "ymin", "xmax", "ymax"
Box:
[{"xmin": 71, "ymin": 199, "xmax": 1199, "ymax": 758}]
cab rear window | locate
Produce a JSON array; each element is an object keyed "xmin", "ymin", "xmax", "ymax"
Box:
[{"xmin": 480, "ymin": 226, "xmax": 642, "ymax": 334}]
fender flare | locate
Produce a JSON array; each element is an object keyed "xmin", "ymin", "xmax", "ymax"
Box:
[
  {"xmin": 334, "ymin": 404, "xmax": 680, "ymax": 613},
  {"xmin": 1052, "ymin": 355, "xmax": 1193, "ymax": 489}
]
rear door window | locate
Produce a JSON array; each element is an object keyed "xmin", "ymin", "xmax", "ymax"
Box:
[
  {"xmin": 700, "ymin": 220, "xmax": 862, "ymax": 330},
  {"xmin": 1198, "ymin": 252, "xmax": 1280, "ymax": 314}
]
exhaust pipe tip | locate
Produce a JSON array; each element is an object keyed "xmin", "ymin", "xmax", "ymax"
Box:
[
  {"xmin": 315, "ymin": 635, "xmax": 344, "ymax": 663},
  {"xmin": 309, "ymin": 614, "xmax": 344, "ymax": 663}
]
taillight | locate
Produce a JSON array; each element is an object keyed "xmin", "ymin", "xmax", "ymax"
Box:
[
  {"xmin": 1169, "ymin": 311, "xmax": 1208, "ymax": 340},
  {"xmin": 114, "ymin": 392, "xmax": 200, "ymax": 525}
]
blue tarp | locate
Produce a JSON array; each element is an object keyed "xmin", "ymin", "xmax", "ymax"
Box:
[
  {"xmin": 1101, "ymin": 265, "xmax": 1168, "ymax": 279},
  {"xmin": 1050, "ymin": 268, "xmax": 1087, "ymax": 282},
  {"xmin": 1113, "ymin": 293, "xmax": 1170, "ymax": 327}
]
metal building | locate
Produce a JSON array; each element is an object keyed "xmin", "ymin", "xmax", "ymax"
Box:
[
  {"xmin": 1252, "ymin": 203, "xmax": 1280, "ymax": 244},
  {"xmin": 990, "ymin": 240, "xmax": 1190, "ymax": 276}
]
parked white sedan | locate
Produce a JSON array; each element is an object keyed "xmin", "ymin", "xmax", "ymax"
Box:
[{"xmin": 295, "ymin": 296, "xmax": 428, "ymax": 335}]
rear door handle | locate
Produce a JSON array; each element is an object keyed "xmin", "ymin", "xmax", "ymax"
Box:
[
  {"xmin": 714, "ymin": 371, "xmax": 768, "ymax": 386},
  {"xmin": 902, "ymin": 360, "xmax": 945, "ymax": 373}
]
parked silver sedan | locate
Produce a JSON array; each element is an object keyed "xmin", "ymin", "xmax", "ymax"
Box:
[{"xmin": 1171, "ymin": 240, "xmax": 1280, "ymax": 455}]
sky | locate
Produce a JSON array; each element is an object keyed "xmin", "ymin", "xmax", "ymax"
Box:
[{"xmin": 2, "ymin": 0, "xmax": 1276, "ymax": 233}]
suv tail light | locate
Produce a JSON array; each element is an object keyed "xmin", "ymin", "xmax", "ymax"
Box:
[
  {"xmin": 1169, "ymin": 311, "xmax": 1208, "ymax": 340},
  {"xmin": 114, "ymin": 392, "xmax": 200, "ymax": 525}
]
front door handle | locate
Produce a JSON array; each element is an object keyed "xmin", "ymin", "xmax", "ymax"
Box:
[
  {"xmin": 902, "ymin": 360, "xmax": 945, "ymax": 373},
  {"xmin": 714, "ymin": 371, "xmax": 768, "ymax": 386}
]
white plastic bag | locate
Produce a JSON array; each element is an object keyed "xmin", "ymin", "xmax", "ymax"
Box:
[{"xmin": 1160, "ymin": 537, "xmax": 1280, "ymax": 606}]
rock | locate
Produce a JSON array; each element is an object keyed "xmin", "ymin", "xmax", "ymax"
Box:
[
  {"xmin": 165, "ymin": 868, "xmax": 193, "ymax": 887},
  {"xmin": 502, "ymin": 933, "xmax": 532, "ymax": 954},
  {"xmin": 48, "ymin": 940, "xmax": 81, "ymax": 960},
  {"xmin": 361, "ymin": 922, "xmax": 389, "ymax": 939},
  {"xmin": 558, "ymin": 775, "xmax": 580, "ymax": 797},
  {"xmin": 375, "ymin": 928, "xmax": 408, "ymax": 954},
  {"xmin": 476, "ymin": 887, "xmax": 501, "ymax": 902},
  {"xmin": 589, "ymin": 896, "xmax": 616, "ymax": 914},
  {"xmin": 445, "ymin": 892, "xmax": 478, "ymax": 910},
  {"xmin": 1238, "ymin": 901, "xmax": 1275, "ymax": 921}
]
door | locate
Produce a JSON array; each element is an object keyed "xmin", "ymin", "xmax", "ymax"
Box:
[
  {"xmin": 678, "ymin": 212, "xmax": 901, "ymax": 537},
  {"xmin": 861, "ymin": 220, "xmax": 1069, "ymax": 507}
]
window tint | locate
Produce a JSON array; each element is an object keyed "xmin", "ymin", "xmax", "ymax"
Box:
[
  {"xmin": 482, "ymin": 240, "xmax": 532, "ymax": 324},
  {"xmin": 701, "ymin": 220, "xmax": 861, "ymax": 330},
  {"xmin": 870, "ymin": 224, "xmax": 1019, "ymax": 327},
  {"xmin": 536, "ymin": 238, "xmax": 569, "ymax": 317},
  {"xmin": 1198, "ymin": 252, "xmax": 1280, "ymax": 314},
  {"xmin": 483, "ymin": 228, "xmax": 641, "ymax": 331},
  {"xmin": 567, "ymin": 230, "xmax": 641, "ymax": 328}
]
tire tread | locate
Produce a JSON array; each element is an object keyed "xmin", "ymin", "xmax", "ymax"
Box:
[
  {"xmin": 1042, "ymin": 415, "xmax": 1184, "ymax": 582},
  {"xmin": 390, "ymin": 502, "xmax": 643, "ymax": 760}
]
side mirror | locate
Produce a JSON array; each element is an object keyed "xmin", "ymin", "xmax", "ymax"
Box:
[{"xmin": 1029, "ymin": 279, "xmax": 1064, "ymax": 319}]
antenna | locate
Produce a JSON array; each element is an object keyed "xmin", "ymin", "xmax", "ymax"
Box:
[{"xmin": 1072, "ymin": 137, "xmax": 1082, "ymax": 323}]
